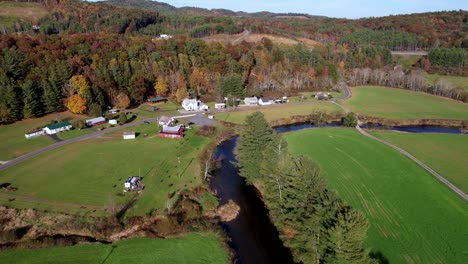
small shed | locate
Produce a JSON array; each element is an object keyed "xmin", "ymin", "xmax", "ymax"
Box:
[
  {"xmin": 109, "ymin": 119, "xmax": 118, "ymax": 125},
  {"xmin": 315, "ymin": 92, "xmax": 330, "ymax": 100},
  {"xmin": 123, "ymin": 131, "xmax": 136, "ymax": 140},
  {"xmin": 215, "ymin": 103, "xmax": 226, "ymax": 109},
  {"xmin": 86, "ymin": 117, "xmax": 106, "ymax": 127},
  {"xmin": 43, "ymin": 121, "xmax": 72, "ymax": 135}
]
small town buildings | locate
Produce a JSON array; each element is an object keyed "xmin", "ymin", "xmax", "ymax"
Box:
[
  {"xmin": 123, "ymin": 131, "xmax": 136, "ymax": 140},
  {"xmin": 158, "ymin": 125, "xmax": 185, "ymax": 139},
  {"xmin": 147, "ymin": 96, "xmax": 167, "ymax": 104},
  {"xmin": 181, "ymin": 98, "xmax": 209, "ymax": 111},
  {"xmin": 244, "ymin": 96, "xmax": 258, "ymax": 106},
  {"xmin": 215, "ymin": 103, "xmax": 226, "ymax": 109},
  {"xmin": 25, "ymin": 129, "xmax": 45, "ymax": 139},
  {"xmin": 259, "ymin": 97, "xmax": 274, "ymax": 106},
  {"xmin": 43, "ymin": 121, "xmax": 72, "ymax": 135},
  {"xmin": 315, "ymin": 92, "xmax": 330, "ymax": 100},
  {"xmin": 158, "ymin": 116, "xmax": 175, "ymax": 126},
  {"xmin": 109, "ymin": 119, "xmax": 118, "ymax": 125},
  {"xmin": 86, "ymin": 117, "xmax": 106, "ymax": 127}
]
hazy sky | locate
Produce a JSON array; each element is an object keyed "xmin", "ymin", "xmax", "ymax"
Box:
[{"xmin": 160, "ymin": 0, "xmax": 467, "ymax": 18}]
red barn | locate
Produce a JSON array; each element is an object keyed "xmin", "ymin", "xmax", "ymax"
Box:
[{"xmin": 158, "ymin": 125, "xmax": 185, "ymax": 139}]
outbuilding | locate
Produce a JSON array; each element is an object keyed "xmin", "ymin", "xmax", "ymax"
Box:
[
  {"xmin": 259, "ymin": 97, "xmax": 274, "ymax": 106},
  {"xmin": 25, "ymin": 129, "xmax": 45, "ymax": 139},
  {"xmin": 315, "ymin": 92, "xmax": 330, "ymax": 100},
  {"xmin": 43, "ymin": 121, "xmax": 72, "ymax": 135},
  {"xmin": 147, "ymin": 96, "xmax": 167, "ymax": 104},
  {"xmin": 215, "ymin": 103, "xmax": 226, "ymax": 109},
  {"xmin": 123, "ymin": 131, "xmax": 136, "ymax": 140},
  {"xmin": 158, "ymin": 116, "xmax": 175, "ymax": 126},
  {"xmin": 244, "ymin": 96, "xmax": 258, "ymax": 106},
  {"xmin": 86, "ymin": 117, "xmax": 106, "ymax": 127},
  {"xmin": 159, "ymin": 125, "xmax": 185, "ymax": 139},
  {"xmin": 109, "ymin": 119, "xmax": 118, "ymax": 125}
]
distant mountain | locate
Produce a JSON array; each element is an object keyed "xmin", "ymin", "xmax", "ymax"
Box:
[{"xmin": 105, "ymin": 0, "xmax": 176, "ymax": 12}]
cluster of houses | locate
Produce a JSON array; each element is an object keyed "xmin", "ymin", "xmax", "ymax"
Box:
[
  {"xmin": 243, "ymin": 96, "xmax": 288, "ymax": 106},
  {"xmin": 181, "ymin": 95, "xmax": 289, "ymax": 111}
]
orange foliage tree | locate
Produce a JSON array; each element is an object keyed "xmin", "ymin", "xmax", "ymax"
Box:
[
  {"xmin": 66, "ymin": 94, "xmax": 87, "ymax": 114},
  {"xmin": 114, "ymin": 93, "xmax": 131, "ymax": 109}
]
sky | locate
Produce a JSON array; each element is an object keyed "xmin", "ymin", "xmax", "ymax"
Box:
[{"xmin": 159, "ymin": 0, "xmax": 468, "ymax": 19}]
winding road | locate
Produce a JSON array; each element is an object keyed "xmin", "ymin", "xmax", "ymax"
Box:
[{"xmin": 333, "ymin": 83, "xmax": 468, "ymax": 201}]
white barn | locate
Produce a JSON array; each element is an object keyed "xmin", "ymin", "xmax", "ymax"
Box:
[
  {"xmin": 181, "ymin": 98, "xmax": 209, "ymax": 111},
  {"xmin": 43, "ymin": 121, "xmax": 72, "ymax": 135},
  {"xmin": 259, "ymin": 98, "xmax": 274, "ymax": 106},
  {"xmin": 244, "ymin": 96, "xmax": 258, "ymax": 106},
  {"xmin": 86, "ymin": 117, "xmax": 106, "ymax": 127}
]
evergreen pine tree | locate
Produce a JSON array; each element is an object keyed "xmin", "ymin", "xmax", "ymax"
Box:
[{"xmin": 22, "ymin": 80, "xmax": 43, "ymax": 118}]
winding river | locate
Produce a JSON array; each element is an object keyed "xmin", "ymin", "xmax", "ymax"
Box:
[{"xmin": 210, "ymin": 123, "xmax": 465, "ymax": 263}]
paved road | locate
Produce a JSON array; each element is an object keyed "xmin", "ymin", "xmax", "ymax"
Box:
[{"xmin": 333, "ymin": 84, "xmax": 467, "ymax": 201}]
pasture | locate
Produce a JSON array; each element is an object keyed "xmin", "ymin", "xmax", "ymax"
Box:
[
  {"xmin": 370, "ymin": 131, "xmax": 468, "ymax": 193},
  {"xmin": 0, "ymin": 123, "xmax": 210, "ymax": 216},
  {"xmin": 344, "ymin": 86, "xmax": 468, "ymax": 119},
  {"xmin": 0, "ymin": 112, "xmax": 89, "ymax": 161},
  {"xmin": 216, "ymin": 102, "xmax": 343, "ymax": 124},
  {"xmin": 286, "ymin": 128, "xmax": 467, "ymax": 264},
  {"xmin": 0, "ymin": 232, "xmax": 229, "ymax": 264},
  {"xmin": 0, "ymin": 2, "xmax": 48, "ymax": 26},
  {"xmin": 427, "ymin": 74, "xmax": 468, "ymax": 92}
]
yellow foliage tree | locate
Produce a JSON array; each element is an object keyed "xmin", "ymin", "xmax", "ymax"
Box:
[
  {"xmin": 66, "ymin": 94, "xmax": 87, "ymax": 114},
  {"xmin": 338, "ymin": 61, "xmax": 345, "ymax": 71},
  {"xmin": 175, "ymin": 86, "xmax": 189, "ymax": 103},
  {"xmin": 69, "ymin": 75, "xmax": 90, "ymax": 97},
  {"xmin": 115, "ymin": 93, "xmax": 130, "ymax": 109},
  {"xmin": 154, "ymin": 76, "xmax": 168, "ymax": 95}
]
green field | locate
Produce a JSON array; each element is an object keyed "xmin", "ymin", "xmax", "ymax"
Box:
[
  {"xmin": 286, "ymin": 128, "xmax": 467, "ymax": 264},
  {"xmin": 0, "ymin": 2, "xmax": 48, "ymax": 26},
  {"xmin": 216, "ymin": 102, "xmax": 343, "ymax": 124},
  {"xmin": 427, "ymin": 74, "xmax": 468, "ymax": 92},
  {"xmin": 0, "ymin": 112, "xmax": 89, "ymax": 160},
  {"xmin": 0, "ymin": 232, "xmax": 229, "ymax": 264},
  {"xmin": 344, "ymin": 86, "xmax": 468, "ymax": 119},
  {"xmin": 369, "ymin": 131, "xmax": 468, "ymax": 193},
  {"xmin": 0, "ymin": 123, "xmax": 209, "ymax": 216}
]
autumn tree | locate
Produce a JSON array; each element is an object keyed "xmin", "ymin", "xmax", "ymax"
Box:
[
  {"xmin": 175, "ymin": 86, "xmax": 189, "ymax": 103},
  {"xmin": 66, "ymin": 94, "xmax": 87, "ymax": 114},
  {"xmin": 114, "ymin": 93, "xmax": 130, "ymax": 109},
  {"xmin": 69, "ymin": 75, "xmax": 90, "ymax": 96},
  {"xmin": 154, "ymin": 76, "xmax": 168, "ymax": 95}
]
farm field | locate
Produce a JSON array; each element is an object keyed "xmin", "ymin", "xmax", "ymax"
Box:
[
  {"xmin": 0, "ymin": 112, "xmax": 89, "ymax": 161},
  {"xmin": 427, "ymin": 74, "xmax": 468, "ymax": 92},
  {"xmin": 0, "ymin": 123, "xmax": 210, "ymax": 216},
  {"xmin": 344, "ymin": 86, "xmax": 468, "ymax": 119},
  {"xmin": 0, "ymin": 232, "xmax": 229, "ymax": 264},
  {"xmin": 369, "ymin": 131, "xmax": 468, "ymax": 193},
  {"xmin": 286, "ymin": 128, "xmax": 467, "ymax": 264},
  {"xmin": 0, "ymin": 2, "xmax": 48, "ymax": 26},
  {"xmin": 216, "ymin": 102, "xmax": 343, "ymax": 124}
]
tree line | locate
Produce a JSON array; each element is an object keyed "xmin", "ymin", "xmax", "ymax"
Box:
[{"xmin": 236, "ymin": 112, "xmax": 375, "ymax": 264}]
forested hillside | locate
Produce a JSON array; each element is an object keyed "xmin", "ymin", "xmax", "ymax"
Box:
[{"xmin": 0, "ymin": 0, "xmax": 466, "ymax": 124}]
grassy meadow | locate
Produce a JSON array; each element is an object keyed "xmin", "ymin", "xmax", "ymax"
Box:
[
  {"xmin": 0, "ymin": 232, "xmax": 229, "ymax": 264},
  {"xmin": 0, "ymin": 2, "xmax": 48, "ymax": 26},
  {"xmin": 0, "ymin": 123, "xmax": 210, "ymax": 216},
  {"xmin": 216, "ymin": 102, "xmax": 343, "ymax": 124},
  {"xmin": 427, "ymin": 74, "xmax": 468, "ymax": 92},
  {"xmin": 0, "ymin": 112, "xmax": 89, "ymax": 161},
  {"xmin": 370, "ymin": 131, "xmax": 468, "ymax": 193},
  {"xmin": 286, "ymin": 128, "xmax": 467, "ymax": 264},
  {"xmin": 344, "ymin": 86, "xmax": 468, "ymax": 119}
]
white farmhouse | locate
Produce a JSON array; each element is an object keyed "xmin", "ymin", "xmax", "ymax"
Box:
[
  {"xmin": 259, "ymin": 97, "xmax": 274, "ymax": 106},
  {"xmin": 244, "ymin": 96, "xmax": 258, "ymax": 106},
  {"xmin": 43, "ymin": 121, "xmax": 72, "ymax": 135},
  {"xmin": 181, "ymin": 98, "xmax": 209, "ymax": 111}
]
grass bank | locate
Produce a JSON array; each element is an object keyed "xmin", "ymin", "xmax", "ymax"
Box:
[
  {"xmin": 286, "ymin": 128, "xmax": 467, "ymax": 264},
  {"xmin": 0, "ymin": 232, "xmax": 229, "ymax": 264}
]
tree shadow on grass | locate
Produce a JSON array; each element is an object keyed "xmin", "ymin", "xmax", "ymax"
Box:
[{"xmin": 369, "ymin": 251, "xmax": 389, "ymax": 264}]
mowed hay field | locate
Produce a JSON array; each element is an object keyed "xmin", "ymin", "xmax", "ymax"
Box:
[
  {"xmin": 0, "ymin": 2, "xmax": 48, "ymax": 25},
  {"xmin": 286, "ymin": 128, "xmax": 467, "ymax": 264},
  {"xmin": 0, "ymin": 112, "xmax": 89, "ymax": 161},
  {"xmin": 216, "ymin": 102, "xmax": 342, "ymax": 124},
  {"xmin": 0, "ymin": 123, "xmax": 209, "ymax": 216},
  {"xmin": 344, "ymin": 86, "xmax": 468, "ymax": 119},
  {"xmin": 427, "ymin": 74, "xmax": 468, "ymax": 92},
  {"xmin": 370, "ymin": 131, "xmax": 468, "ymax": 193},
  {"xmin": 0, "ymin": 233, "xmax": 229, "ymax": 264}
]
